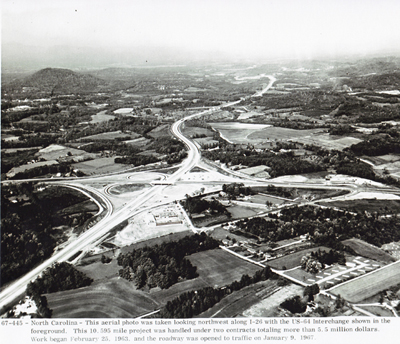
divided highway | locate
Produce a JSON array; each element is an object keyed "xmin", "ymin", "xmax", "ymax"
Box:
[{"xmin": 0, "ymin": 87, "xmax": 248, "ymax": 312}]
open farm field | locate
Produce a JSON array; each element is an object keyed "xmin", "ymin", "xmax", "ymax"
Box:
[
  {"xmin": 148, "ymin": 248, "xmax": 264, "ymax": 306},
  {"xmin": 356, "ymin": 305, "xmax": 394, "ymax": 317},
  {"xmin": 188, "ymin": 248, "xmax": 262, "ymax": 288},
  {"xmin": 194, "ymin": 137, "xmax": 219, "ymax": 147},
  {"xmin": 119, "ymin": 230, "xmax": 193, "ymax": 254},
  {"xmin": 342, "ymin": 238, "xmax": 396, "ymax": 263},
  {"xmin": 227, "ymin": 204, "xmax": 261, "ymax": 219},
  {"xmin": 90, "ymin": 111, "xmax": 115, "ymax": 123},
  {"xmin": 294, "ymin": 134, "xmax": 363, "ymax": 151},
  {"xmin": 78, "ymin": 130, "xmax": 140, "ymax": 141},
  {"xmin": 319, "ymin": 199, "xmax": 400, "ymax": 215},
  {"xmin": 197, "ymin": 280, "xmax": 280, "ymax": 318},
  {"xmin": 374, "ymin": 160, "xmax": 400, "ymax": 175},
  {"xmin": 329, "ymin": 261, "xmax": 400, "ymax": 303},
  {"xmin": 362, "ymin": 154, "xmax": 400, "ymax": 165},
  {"xmin": 147, "ymin": 124, "xmax": 171, "ymax": 138},
  {"xmin": 247, "ymin": 194, "xmax": 286, "ymax": 205},
  {"xmin": 124, "ymin": 137, "xmax": 152, "ymax": 147},
  {"xmin": 247, "ymin": 127, "xmax": 322, "ymax": 141},
  {"xmin": 113, "ymin": 108, "xmax": 134, "ymax": 114},
  {"xmin": 37, "ymin": 145, "xmax": 88, "ymax": 160},
  {"xmin": 209, "ymin": 226, "xmax": 257, "ymax": 244},
  {"xmin": 73, "ymin": 157, "xmax": 127, "ymax": 174},
  {"xmin": 46, "ymin": 279, "xmax": 159, "ymax": 318},
  {"xmin": 77, "ymin": 257, "xmax": 120, "ymax": 281}
]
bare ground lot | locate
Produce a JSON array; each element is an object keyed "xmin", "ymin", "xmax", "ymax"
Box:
[
  {"xmin": 341, "ymin": 238, "xmax": 396, "ymax": 263},
  {"xmin": 209, "ymin": 122, "xmax": 272, "ymax": 144},
  {"xmin": 329, "ymin": 261, "xmax": 400, "ymax": 303}
]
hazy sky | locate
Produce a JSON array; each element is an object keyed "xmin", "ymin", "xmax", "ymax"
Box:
[{"xmin": 2, "ymin": 0, "xmax": 400, "ymax": 60}]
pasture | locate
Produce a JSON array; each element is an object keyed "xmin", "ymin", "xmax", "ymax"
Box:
[
  {"xmin": 341, "ymin": 238, "xmax": 396, "ymax": 263},
  {"xmin": 329, "ymin": 261, "xmax": 400, "ymax": 303}
]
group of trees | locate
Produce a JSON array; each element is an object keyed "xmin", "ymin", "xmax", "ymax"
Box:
[
  {"xmin": 182, "ymin": 195, "xmax": 227, "ymax": 215},
  {"xmin": 8, "ymin": 162, "xmax": 73, "ymax": 180},
  {"xmin": 160, "ymin": 266, "xmax": 273, "ymax": 318},
  {"xmin": 117, "ymin": 233, "xmax": 220, "ymax": 289},
  {"xmin": 115, "ymin": 154, "xmax": 159, "ymax": 166},
  {"xmin": 26, "ymin": 262, "xmax": 93, "ymax": 296},
  {"xmin": 22, "ymin": 262, "xmax": 93, "ymax": 318},
  {"xmin": 301, "ymin": 249, "xmax": 346, "ymax": 273},
  {"xmin": 222, "ymin": 183, "xmax": 255, "ymax": 198},
  {"xmin": 280, "ymin": 295, "xmax": 307, "ymax": 314},
  {"xmin": 1, "ymin": 148, "xmax": 39, "ymax": 175},
  {"xmin": 1, "ymin": 133, "xmax": 61, "ymax": 149},
  {"xmin": 350, "ymin": 136, "xmax": 400, "ymax": 156},
  {"xmin": 69, "ymin": 116, "xmax": 158, "ymax": 141}
]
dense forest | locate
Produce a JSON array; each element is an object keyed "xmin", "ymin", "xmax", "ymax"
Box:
[
  {"xmin": 1, "ymin": 184, "xmax": 94, "ymax": 285},
  {"xmin": 238, "ymin": 205, "xmax": 400, "ymax": 248},
  {"xmin": 159, "ymin": 266, "xmax": 273, "ymax": 318},
  {"xmin": 203, "ymin": 148, "xmax": 323, "ymax": 177},
  {"xmin": 26, "ymin": 262, "xmax": 93, "ymax": 296},
  {"xmin": 117, "ymin": 233, "xmax": 220, "ymax": 289}
]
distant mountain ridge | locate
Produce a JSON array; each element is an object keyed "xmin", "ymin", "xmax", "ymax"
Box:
[{"xmin": 4, "ymin": 67, "xmax": 108, "ymax": 95}]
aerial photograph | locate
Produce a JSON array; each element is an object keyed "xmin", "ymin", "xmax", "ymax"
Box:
[{"xmin": 1, "ymin": 0, "xmax": 400, "ymax": 321}]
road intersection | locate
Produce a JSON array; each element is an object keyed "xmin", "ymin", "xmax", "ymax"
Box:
[{"xmin": 2, "ymin": 75, "xmax": 399, "ymax": 314}]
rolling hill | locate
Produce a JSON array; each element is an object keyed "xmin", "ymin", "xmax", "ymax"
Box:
[{"xmin": 3, "ymin": 67, "xmax": 109, "ymax": 95}]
